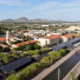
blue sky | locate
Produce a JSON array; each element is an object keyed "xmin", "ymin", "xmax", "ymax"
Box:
[{"xmin": 0, "ymin": 0, "xmax": 80, "ymax": 21}]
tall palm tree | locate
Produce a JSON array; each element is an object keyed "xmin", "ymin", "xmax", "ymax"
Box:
[{"xmin": 34, "ymin": 41, "xmax": 40, "ymax": 46}]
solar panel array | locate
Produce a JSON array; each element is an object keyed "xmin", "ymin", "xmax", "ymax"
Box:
[
  {"xmin": 1, "ymin": 57, "xmax": 31, "ymax": 73},
  {"xmin": 52, "ymin": 38, "xmax": 80, "ymax": 51}
]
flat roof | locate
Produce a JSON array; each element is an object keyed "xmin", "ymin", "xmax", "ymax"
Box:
[
  {"xmin": 52, "ymin": 38, "xmax": 80, "ymax": 51},
  {"xmin": 1, "ymin": 57, "xmax": 31, "ymax": 73}
]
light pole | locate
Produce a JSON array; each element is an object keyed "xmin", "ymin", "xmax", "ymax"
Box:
[{"xmin": 58, "ymin": 68, "xmax": 60, "ymax": 80}]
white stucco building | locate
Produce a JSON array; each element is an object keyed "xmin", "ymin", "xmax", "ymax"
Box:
[
  {"xmin": 47, "ymin": 32, "xmax": 62, "ymax": 36},
  {"xmin": 61, "ymin": 34, "xmax": 73, "ymax": 42},
  {"xmin": 21, "ymin": 30, "xmax": 47, "ymax": 37},
  {"xmin": 35, "ymin": 35, "xmax": 61, "ymax": 47},
  {"xmin": 65, "ymin": 26, "xmax": 80, "ymax": 31}
]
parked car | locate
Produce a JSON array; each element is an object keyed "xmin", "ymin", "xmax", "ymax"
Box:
[{"xmin": 74, "ymin": 42, "xmax": 80, "ymax": 47}]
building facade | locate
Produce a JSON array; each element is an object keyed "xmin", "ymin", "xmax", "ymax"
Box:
[
  {"xmin": 61, "ymin": 34, "xmax": 73, "ymax": 42},
  {"xmin": 35, "ymin": 35, "xmax": 61, "ymax": 47}
]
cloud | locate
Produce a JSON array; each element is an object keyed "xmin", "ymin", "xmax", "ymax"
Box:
[
  {"xmin": 32, "ymin": 0, "xmax": 80, "ymax": 11},
  {"xmin": 0, "ymin": 0, "xmax": 27, "ymax": 6},
  {"xmin": 1, "ymin": 0, "xmax": 80, "ymax": 21},
  {"xmin": 24, "ymin": 0, "xmax": 80, "ymax": 21}
]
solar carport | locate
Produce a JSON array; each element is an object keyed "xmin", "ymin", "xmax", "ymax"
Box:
[
  {"xmin": 52, "ymin": 38, "xmax": 80, "ymax": 51},
  {"xmin": 1, "ymin": 57, "xmax": 31, "ymax": 73}
]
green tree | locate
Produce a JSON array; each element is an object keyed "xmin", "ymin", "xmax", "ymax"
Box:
[
  {"xmin": 70, "ymin": 72, "xmax": 78, "ymax": 80},
  {"xmin": 12, "ymin": 48, "xmax": 18, "ymax": 52},
  {"xmin": 0, "ymin": 53, "xmax": 4, "ymax": 60},
  {"xmin": 48, "ymin": 52, "xmax": 55, "ymax": 58},
  {"xmin": 26, "ymin": 45, "xmax": 32, "ymax": 51},
  {"xmin": 59, "ymin": 49, "xmax": 66, "ymax": 55},
  {"xmin": 49, "ymin": 51, "xmax": 62, "ymax": 60},
  {"xmin": 45, "ymin": 44, "xmax": 50, "ymax": 48},
  {"xmin": 28, "ymin": 63, "xmax": 40, "ymax": 73},
  {"xmin": 34, "ymin": 41, "xmax": 39, "ymax": 46},
  {"xmin": 6, "ymin": 54, "xmax": 11, "ymax": 57},
  {"xmin": 34, "ymin": 41, "xmax": 40, "ymax": 49},
  {"xmin": 20, "ymin": 53, "xmax": 25, "ymax": 57},
  {"xmin": 27, "ymin": 50, "xmax": 33, "ymax": 57},
  {"xmin": 12, "ymin": 53, "xmax": 17, "ymax": 58},
  {"xmin": 41, "ymin": 48, "xmax": 49, "ymax": 52},
  {"xmin": 7, "ymin": 74, "xmax": 20, "ymax": 80},
  {"xmin": 3, "ymin": 57, "xmax": 9, "ymax": 63},
  {"xmin": 26, "ymin": 35, "xmax": 30, "ymax": 41},
  {"xmin": 19, "ymin": 68, "xmax": 31, "ymax": 79},
  {"xmin": 56, "ymin": 43, "xmax": 59, "ymax": 45},
  {"xmin": 3, "ymin": 47, "xmax": 11, "ymax": 52},
  {"xmin": 40, "ymin": 57, "xmax": 50, "ymax": 67},
  {"xmin": 34, "ymin": 45, "xmax": 41, "ymax": 49},
  {"xmin": 34, "ymin": 50, "xmax": 39, "ymax": 55},
  {"xmin": 18, "ymin": 44, "xmax": 22, "ymax": 50},
  {"xmin": 28, "ymin": 40, "xmax": 30, "ymax": 44},
  {"xmin": 56, "ymin": 52, "xmax": 62, "ymax": 58}
]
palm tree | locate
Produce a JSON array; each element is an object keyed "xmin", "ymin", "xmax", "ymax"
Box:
[
  {"xmin": 34, "ymin": 41, "xmax": 39, "ymax": 46},
  {"xmin": 28, "ymin": 39, "xmax": 30, "ymax": 44}
]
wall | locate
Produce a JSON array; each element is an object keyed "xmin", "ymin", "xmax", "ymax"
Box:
[
  {"xmin": 61, "ymin": 36, "xmax": 68, "ymax": 42},
  {"xmin": 50, "ymin": 37, "xmax": 60, "ymax": 45},
  {"xmin": 35, "ymin": 38, "xmax": 50, "ymax": 47}
]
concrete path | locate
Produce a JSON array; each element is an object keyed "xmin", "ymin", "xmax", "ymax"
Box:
[{"xmin": 32, "ymin": 46, "xmax": 80, "ymax": 80}]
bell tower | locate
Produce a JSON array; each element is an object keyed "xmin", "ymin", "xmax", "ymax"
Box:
[{"xmin": 6, "ymin": 31, "xmax": 11, "ymax": 45}]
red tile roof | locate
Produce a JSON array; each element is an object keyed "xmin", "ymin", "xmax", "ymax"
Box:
[
  {"xmin": 19, "ymin": 30, "xmax": 30, "ymax": 33},
  {"xmin": 61, "ymin": 28, "xmax": 65, "ymax": 30},
  {"xmin": 11, "ymin": 36, "xmax": 17, "ymax": 38},
  {"xmin": 40, "ymin": 35, "xmax": 61, "ymax": 39},
  {"xmin": 62, "ymin": 34, "xmax": 73, "ymax": 38},
  {"xmin": 0, "ymin": 36, "xmax": 17, "ymax": 42},
  {"xmin": 0, "ymin": 38, "xmax": 6, "ymax": 41},
  {"xmin": 14, "ymin": 40, "xmax": 35, "ymax": 47},
  {"xmin": 0, "ymin": 44, "xmax": 9, "ymax": 47},
  {"xmin": 47, "ymin": 29, "xmax": 52, "ymax": 30}
]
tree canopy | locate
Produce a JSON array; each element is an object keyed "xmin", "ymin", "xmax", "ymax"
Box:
[{"xmin": 59, "ymin": 49, "xmax": 66, "ymax": 55}]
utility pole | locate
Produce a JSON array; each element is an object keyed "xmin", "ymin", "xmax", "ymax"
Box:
[{"xmin": 58, "ymin": 68, "xmax": 60, "ymax": 80}]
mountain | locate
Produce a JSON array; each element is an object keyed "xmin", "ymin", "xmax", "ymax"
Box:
[
  {"xmin": 14, "ymin": 17, "xmax": 29, "ymax": 22},
  {"xmin": 77, "ymin": 21, "xmax": 80, "ymax": 23},
  {"xmin": 31, "ymin": 18, "xmax": 63, "ymax": 22},
  {"xmin": 32, "ymin": 18, "xmax": 49, "ymax": 22},
  {"xmin": 0, "ymin": 17, "xmax": 64, "ymax": 22},
  {"xmin": 0, "ymin": 19, "xmax": 14, "ymax": 22}
]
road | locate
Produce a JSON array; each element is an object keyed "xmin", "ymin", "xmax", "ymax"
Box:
[{"xmin": 43, "ymin": 54, "xmax": 80, "ymax": 80}]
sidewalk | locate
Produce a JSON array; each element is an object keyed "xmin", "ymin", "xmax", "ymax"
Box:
[{"xmin": 32, "ymin": 46, "xmax": 80, "ymax": 80}]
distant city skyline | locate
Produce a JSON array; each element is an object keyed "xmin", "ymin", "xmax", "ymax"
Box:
[{"xmin": 0, "ymin": 0, "xmax": 80, "ymax": 21}]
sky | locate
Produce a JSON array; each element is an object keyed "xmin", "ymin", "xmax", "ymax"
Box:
[{"xmin": 0, "ymin": 0, "xmax": 80, "ymax": 21}]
